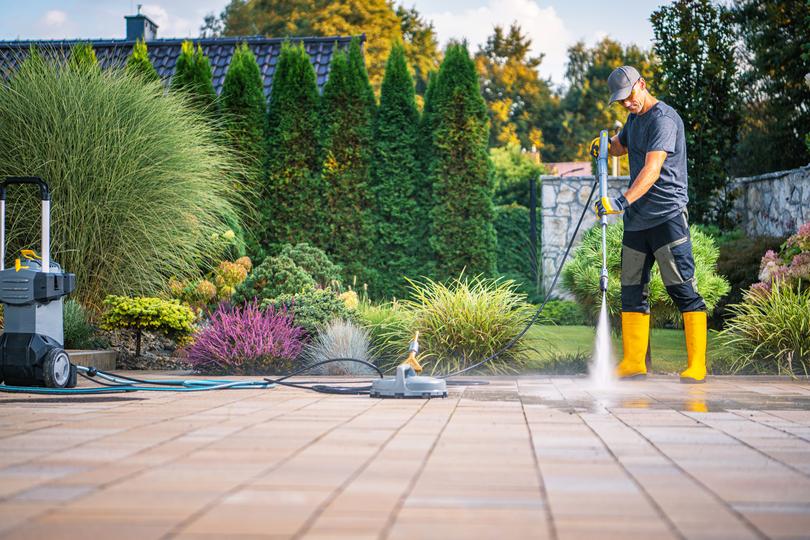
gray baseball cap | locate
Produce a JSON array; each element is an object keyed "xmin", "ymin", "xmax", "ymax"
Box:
[{"xmin": 608, "ymin": 66, "xmax": 641, "ymax": 103}]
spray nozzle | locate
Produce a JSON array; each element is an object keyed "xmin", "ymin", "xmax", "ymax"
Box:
[{"xmin": 599, "ymin": 272, "xmax": 608, "ymax": 293}]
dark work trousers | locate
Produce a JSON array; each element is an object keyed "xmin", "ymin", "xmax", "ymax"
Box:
[{"xmin": 621, "ymin": 209, "xmax": 707, "ymax": 314}]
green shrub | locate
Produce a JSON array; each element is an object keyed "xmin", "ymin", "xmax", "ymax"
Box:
[
  {"xmin": 562, "ymin": 221, "xmax": 730, "ymax": 328},
  {"xmin": 494, "ymin": 204, "xmax": 540, "ymax": 301},
  {"xmin": 534, "ymin": 352, "xmax": 589, "ymax": 375},
  {"xmin": 101, "ymin": 295, "xmax": 195, "ymax": 356},
  {"xmin": 262, "ymin": 41, "xmax": 325, "ymax": 254},
  {"xmin": 400, "ymin": 275, "xmax": 536, "ymax": 375},
  {"xmin": 125, "ymin": 39, "xmax": 159, "ymax": 82},
  {"xmin": 717, "ymin": 283, "xmax": 810, "ymax": 376},
  {"xmin": 711, "ymin": 234, "xmax": 787, "ymax": 327},
  {"xmin": 319, "ymin": 39, "xmax": 377, "ymax": 289},
  {"xmin": 170, "ymin": 40, "xmax": 216, "ymax": 112},
  {"xmin": 220, "ymin": 42, "xmax": 266, "ymax": 196},
  {"xmin": 539, "ymin": 300, "xmax": 589, "ymax": 326},
  {"xmin": 233, "ymin": 255, "xmax": 315, "ymax": 305},
  {"xmin": 68, "ymin": 42, "xmax": 99, "ymax": 72},
  {"xmin": 63, "ymin": 299, "xmax": 103, "ymax": 349},
  {"xmin": 357, "ymin": 300, "xmax": 414, "ymax": 362},
  {"xmin": 428, "ymin": 44, "xmax": 497, "ymax": 280},
  {"xmin": 490, "ymin": 142, "xmax": 545, "ymax": 207},
  {"xmin": 262, "ymin": 289, "xmax": 356, "ymax": 337},
  {"xmin": 278, "ymin": 243, "xmax": 342, "ymax": 289},
  {"xmin": 0, "ymin": 54, "xmax": 243, "ymax": 311},
  {"xmin": 370, "ymin": 42, "xmax": 426, "ymax": 298}
]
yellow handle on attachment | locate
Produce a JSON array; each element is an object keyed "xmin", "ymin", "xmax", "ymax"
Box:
[{"xmin": 20, "ymin": 249, "xmax": 41, "ymax": 260}]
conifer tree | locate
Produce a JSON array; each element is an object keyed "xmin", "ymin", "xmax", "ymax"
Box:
[
  {"xmin": 428, "ymin": 44, "xmax": 497, "ymax": 280},
  {"xmin": 221, "ymin": 43, "xmax": 266, "ymax": 189},
  {"xmin": 262, "ymin": 41, "xmax": 325, "ymax": 255},
  {"xmin": 126, "ymin": 39, "xmax": 159, "ymax": 82},
  {"xmin": 171, "ymin": 41, "xmax": 217, "ymax": 112},
  {"xmin": 319, "ymin": 38, "xmax": 377, "ymax": 288},
  {"xmin": 370, "ymin": 42, "xmax": 422, "ymax": 296},
  {"xmin": 68, "ymin": 42, "xmax": 99, "ymax": 72}
]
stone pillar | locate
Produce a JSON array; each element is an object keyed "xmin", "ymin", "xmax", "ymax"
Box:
[{"xmin": 541, "ymin": 175, "xmax": 628, "ymax": 297}]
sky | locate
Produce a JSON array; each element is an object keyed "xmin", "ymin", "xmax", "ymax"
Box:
[{"xmin": 0, "ymin": 0, "xmax": 667, "ymax": 86}]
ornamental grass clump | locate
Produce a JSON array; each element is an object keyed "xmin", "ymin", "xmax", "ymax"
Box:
[
  {"xmin": 184, "ymin": 302, "xmax": 304, "ymax": 375},
  {"xmin": 303, "ymin": 319, "xmax": 375, "ymax": 375},
  {"xmin": 717, "ymin": 220, "xmax": 810, "ymax": 376},
  {"xmin": 562, "ymin": 221, "xmax": 730, "ymax": 327},
  {"xmin": 0, "ymin": 51, "xmax": 244, "ymax": 311},
  {"xmin": 400, "ymin": 275, "xmax": 536, "ymax": 375}
]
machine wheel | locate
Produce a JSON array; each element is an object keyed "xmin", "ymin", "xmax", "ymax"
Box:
[{"xmin": 43, "ymin": 348, "xmax": 71, "ymax": 388}]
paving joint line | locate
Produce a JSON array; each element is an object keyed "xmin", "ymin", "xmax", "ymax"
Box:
[
  {"xmin": 292, "ymin": 399, "xmax": 431, "ymax": 539},
  {"xmin": 610, "ymin": 409, "xmax": 769, "ymax": 540},
  {"xmin": 677, "ymin": 409, "xmax": 810, "ymax": 480},
  {"xmin": 518, "ymin": 380, "xmax": 558, "ymax": 540},
  {"xmin": 577, "ymin": 411, "xmax": 687, "ymax": 540},
  {"xmin": 163, "ymin": 396, "xmax": 382, "ymax": 539},
  {"xmin": 379, "ymin": 389, "xmax": 461, "ymax": 540},
  {"xmin": 730, "ymin": 409, "xmax": 810, "ymax": 444}
]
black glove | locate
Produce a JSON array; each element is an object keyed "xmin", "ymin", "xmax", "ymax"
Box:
[{"xmin": 589, "ymin": 137, "xmax": 611, "ymax": 159}]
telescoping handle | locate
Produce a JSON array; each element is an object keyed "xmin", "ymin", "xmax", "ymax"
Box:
[
  {"xmin": 0, "ymin": 177, "xmax": 52, "ymax": 273},
  {"xmin": 597, "ymin": 130, "xmax": 610, "ymax": 292}
]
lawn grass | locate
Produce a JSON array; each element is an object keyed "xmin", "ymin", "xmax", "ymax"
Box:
[{"xmin": 525, "ymin": 324, "xmax": 723, "ymax": 374}]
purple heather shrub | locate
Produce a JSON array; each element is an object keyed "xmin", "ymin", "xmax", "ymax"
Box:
[
  {"xmin": 786, "ymin": 221, "xmax": 810, "ymax": 252},
  {"xmin": 788, "ymin": 252, "xmax": 810, "ymax": 281},
  {"xmin": 758, "ymin": 250, "xmax": 783, "ymax": 283},
  {"xmin": 184, "ymin": 301, "xmax": 305, "ymax": 374}
]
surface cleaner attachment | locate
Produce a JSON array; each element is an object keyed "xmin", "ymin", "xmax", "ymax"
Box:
[
  {"xmin": 370, "ymin": 332, "xmax": 447, "ymax": 399},
  {"xmin": 0, "ymin": 177, "xmax": 77, "ymax": 388}
]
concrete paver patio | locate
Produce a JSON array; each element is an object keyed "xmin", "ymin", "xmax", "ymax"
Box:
[{"xmin": 1, "ymin": 374, "xmax": 809, "ymax": 539}]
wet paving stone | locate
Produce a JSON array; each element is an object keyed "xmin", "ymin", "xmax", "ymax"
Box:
[{"xmin": 0, "ymin": 373, "xmax": 808, "ymax": 539}]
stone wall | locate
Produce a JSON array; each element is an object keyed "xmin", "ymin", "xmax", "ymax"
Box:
[
  {"xmin": 729, "ymin": 164, "xmax": 810, "ymax": 237},
  {"xmin": 540, "ymin": 175, "xmax": 628, "ymax": 296}
]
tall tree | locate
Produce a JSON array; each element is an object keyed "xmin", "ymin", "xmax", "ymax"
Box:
[
  {"xmin": 557, "ymin": 37, "xmax": 658, "ymax": 167},
  {"xmin": 262, "ymin": 41, "xmax": 325, "ymax": 254},
  {"xmin": 370, "ymin": 42, "xmax": 423, "ymax": 296},
  {"xmin": 651, "ymin": 0, "xmax": 741, "ymax": 227},
  {"xmin": 126, "ymin": 39, "xmax": 159, "ymax": 82},
  {"xmin": 319, "ymin": 39, "xmax": 377, "ymax": 286},
  {"xmin": 474, "ymin": 24, "xmax": 557, "ymax": 154},
  {"xmin": 171, "ymin": 41, "xmax": 217, "ymax": 112},
  {"xmin": 396, "ymin": 5, "xmax": 441, "ymax": 97},
  {"xmin": 220, "ymin": 42, "xmax": 267, "ymax": 194},
  {"xmin": 209, "ymin": 0, "xmax": 402, "ymax": 93},
  {"xmin": 428, "ymin": 43, "xmax": 497, "ymax": 280},
  {"xmin": 732, "ymin": 0, "xmax": 810, "ymax": 175}
]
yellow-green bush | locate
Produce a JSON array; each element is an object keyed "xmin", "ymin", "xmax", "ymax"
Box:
[{"xmin": 101, "ymin": 295, "xmax": 195, "ymax": 356}]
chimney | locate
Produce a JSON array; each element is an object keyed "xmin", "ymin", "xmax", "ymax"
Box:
[{"xmin": 125, "ymin": 4, "xmax": 158, "ymax": 41}]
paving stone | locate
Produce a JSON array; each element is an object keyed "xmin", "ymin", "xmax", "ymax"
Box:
[{"xmin": 1, "ymin": 373, "xmax": 809, "ymax": 538}]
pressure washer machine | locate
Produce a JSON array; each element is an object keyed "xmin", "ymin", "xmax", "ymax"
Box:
[{"xmin": 0, "ymin": 177, "xmax": 76, "ymax": 388}]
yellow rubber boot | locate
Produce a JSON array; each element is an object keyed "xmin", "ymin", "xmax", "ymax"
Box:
[
  {"xmin": 617, "ymin": 312, "xmax": 649, "ymax": 380},
  {"xmin": 680, "ymin": 311, "xmax": 707, "ymax": 384}
]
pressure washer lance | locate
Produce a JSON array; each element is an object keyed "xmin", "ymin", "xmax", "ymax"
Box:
[{"xmin": 597, "ymin": 129, "xmax": 610, "ymax": 294}]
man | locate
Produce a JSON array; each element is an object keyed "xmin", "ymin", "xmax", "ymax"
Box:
[{"xmin": 590, "ymin": 66, "xmax": 707, "ymax": 384}]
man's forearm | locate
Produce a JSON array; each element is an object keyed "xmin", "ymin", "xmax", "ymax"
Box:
[
  {"xmin": 624, "ymin": 163, "xmax": 659, "ymax": 204},
  {"xmin": 609, "ymin": 134, "xmax": 627, "ymax": 156}
]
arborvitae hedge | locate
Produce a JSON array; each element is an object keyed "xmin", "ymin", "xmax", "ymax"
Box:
[
  {"xmin": 319, "ymin": 39, "xmax": 377, "ymax": 289},
  {"xmin": 262, "ymin": 41, "xmax": 325, "ymax": 256},
  {"xmin": 428, "ymin": 44, "xmax": 497, "ymax": 279},
  {"xmin": 221, "ymin": 43, "xmax": 266, "ymax": 190},
  {"xmin": 370, "ymin": 42, "xmax": 422, "ymax": 297},
  {"xmin": 69, "ymin": 43, "xmax": 99, "ymax": 72},
  {"xmin": 494, "ymin": 204, "xmax": 539, "ymax": 301},
  {"xmin": 126, "ymin": 39, "xmax": 159, "ymax": 82},
  {"xmin": 171, "ymin": 41, "xmax": 216, "ymax": 112}
]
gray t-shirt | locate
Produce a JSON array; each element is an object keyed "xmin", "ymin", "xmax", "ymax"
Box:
[{"xmin": 618, "ymin": 101, "xmax": 688, "ymax": 231}]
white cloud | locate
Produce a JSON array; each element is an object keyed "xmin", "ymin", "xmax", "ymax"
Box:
[
  {"xmin": 42, "ymin": 10, "xmax": 67, "ymax": 28},
  {"xmin": 425, "ymin": 0, "xmax": 570, "ymax": 85},
  {"xmin": 141, "ymin": 4, "xmax": 197, "ymax": 38}
]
